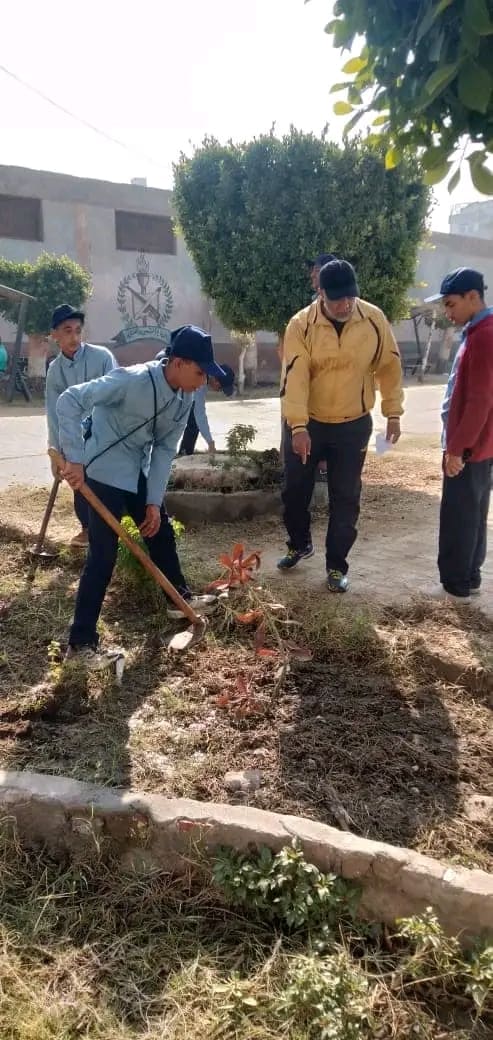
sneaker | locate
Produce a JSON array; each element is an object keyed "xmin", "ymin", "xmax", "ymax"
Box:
[
  {"xmin": 64, "ymin": 645, "xmax": 125, "ymax": 678},
  {"xmin": 167, "ymin": 594, "xmax": 218, "ymax": 621},
  {"xmin": 326, "ymin": 569, "xmax": 348, "ymax": 594},
  {"xmin": 470, "ymin": 585, "xmax": 481, "ymax": 596},
  {"xmin": 277, "ymin": 544, "xmax": 314, "ymax": 570},
  {"xmin": 425, "ymin": 585, "xmax": 471, "ymax": 604},
  {"xmin": 70, "ymin": 528, "xmax": 89, "ymax": 549}
]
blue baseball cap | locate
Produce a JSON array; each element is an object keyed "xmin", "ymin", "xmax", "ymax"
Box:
[
  {"xmin": 159, "ymin": 325, "xmax": 228, "ymax": 382},
  {"xmin": 213, "ymin": 362, "xmax": 235, "ymax": 397},
  {"xmin": 51, "ymin": 303, "xmax": 85, "ymax": 329},
  {"xmin": 307, "ymin": 252, "xmax": 336, "ymax": 269},
  {"xmin": 425, "ymin": 268, "xmax": 486, "ymax": 304}
]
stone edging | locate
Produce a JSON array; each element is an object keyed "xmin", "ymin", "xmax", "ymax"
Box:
[{"xmin": 1, "ymin": 770, "xmax": 491, "ymax": 943}]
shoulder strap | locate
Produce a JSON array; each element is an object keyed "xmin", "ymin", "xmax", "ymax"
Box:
[{"xmin": 86, "ymin": 367, "xmax": 161, "ymax": 471}]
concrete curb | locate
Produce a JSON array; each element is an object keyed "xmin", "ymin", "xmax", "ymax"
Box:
[{"xmin": 1, "ymin": 770, "xmax": 492, "ymax": 942}]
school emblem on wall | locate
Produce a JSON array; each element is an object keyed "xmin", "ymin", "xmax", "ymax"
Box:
[{"xmin": 112, "ymin": 251, "xmax": 173, "ymax": 346}]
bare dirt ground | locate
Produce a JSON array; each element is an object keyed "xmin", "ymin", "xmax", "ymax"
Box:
[{"xmin": 0, "ymin": 445, "xmax": 492, "ymax": 872}]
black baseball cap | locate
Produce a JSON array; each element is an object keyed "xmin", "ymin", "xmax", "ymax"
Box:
[
  {"xmin": 158, "ymin": 325, "xmax": 228, "ymax": 382},
  {"xmin": 307, "ymin": 252, "xmax": 336, "ymax": 269},
  {"xmin": 51, "ymin": 303, "xmax": 85, "ymax": 329},
  {"xmin": 319, "ymin": 259, "xmax": 359, "ymax": 300},
  {"xmin": 424, "ymin": 268, "xmax": 486, "ymax": 304}
]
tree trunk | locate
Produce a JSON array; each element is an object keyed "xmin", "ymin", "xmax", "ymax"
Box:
[
  {"xmin": 237, "ymin": 345, "xmax": 247, "ymax": 395},
  {"xmin": 418, "ymin": 317, "xmax": 436, "ymax": 384},
  {"xmin": 436, "ymin": 326, "xmax": 455, "ymax": 374},
  {"xmin": 244, "ymin": 337, "xmax": 258, "ymax": 387},
  {"xmin": 27, "ymin": 334, "xmax": 49, "ymax": 379}
]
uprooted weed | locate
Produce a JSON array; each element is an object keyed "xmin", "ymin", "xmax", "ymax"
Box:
[{"xmin": 0, "ymin": 827, "xmax": 491, "ymax": 1040}]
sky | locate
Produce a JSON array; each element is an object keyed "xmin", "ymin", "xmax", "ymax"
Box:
[{"xmin": 0, "ymin": 0, "xmax": 484, "ymax": 232}]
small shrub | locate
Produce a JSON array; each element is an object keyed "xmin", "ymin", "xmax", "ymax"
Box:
[
  {"xmin": 116, "ymin": 515, "xmax": 184, "ymax": 587},
  {"xmin": 226, "ymin": 424, "xmax": 257, "ymax": 456},
  {"xmin": 281, "ymin": 952, "xmax": 370, "ymax": 1040},
  {"xmin": 213, "ymin": 840, "xmax": 360, "ymax": 932}
]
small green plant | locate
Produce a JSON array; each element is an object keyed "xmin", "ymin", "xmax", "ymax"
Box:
[
  {"xmin": 226, "ymin": 423, "xmax": 257, "ymax": 456},
  {"xmin": 213, "ymin": 841, "xmax": 360, "ymax": 932},
  {"xmin": 116, "ymin": 515, "xmax": 184, "ymax": 586},
  {"xmin": 281, "ymin": 952, "xmax": 370, "ymax": 1040},
  {"xmin": 466, "ymin": 943, "xmax": 493, "ymax": 1016}
]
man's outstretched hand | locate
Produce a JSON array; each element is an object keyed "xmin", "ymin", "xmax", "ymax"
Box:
[
  {"xmin": 139, "ymin": 505, "xmax": 161, "ymax": 538},
  {"xmin": 292, "ymin": 430, "xmax": 311, "ymax": 465}
]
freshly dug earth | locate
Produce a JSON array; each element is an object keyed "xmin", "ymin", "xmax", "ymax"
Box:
[{"xmin": 0, "ymin": 448, "xmax": 492, "ymax": 871}]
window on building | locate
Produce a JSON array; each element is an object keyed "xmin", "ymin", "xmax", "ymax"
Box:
[
  {"xmin": 114, "ymin": 210, "xmax": 176, "ymax": 254},
  {"xmin": 0, "ymin": 195, "xmax": 43, "ymax": 241}
]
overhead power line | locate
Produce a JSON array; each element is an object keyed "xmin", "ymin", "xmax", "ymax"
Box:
[{"xmin": 0, "ymin": 62, "xmax": 168, "ymax": 172}]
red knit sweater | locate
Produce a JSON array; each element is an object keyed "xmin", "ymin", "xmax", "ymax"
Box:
[{"xmin": 447, "ymin": 314, "xmax": 493, "ymax": 462}]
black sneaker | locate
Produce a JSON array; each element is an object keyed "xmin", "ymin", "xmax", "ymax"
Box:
[
  {"xmin": 326, "ymin": 569, "xmax": 348, "ymax": 593},
  {"xmin": 277, "ymin": 544, "xmax": 314, "ymax": 570}
]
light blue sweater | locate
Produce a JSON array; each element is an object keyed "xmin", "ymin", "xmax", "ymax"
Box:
[
  {"xmin": 46, "ymin": 342, "xmax": 116, "ymax": 450},
  {"xmin": 192, "ymin": 383, "xmax": 213, "ymax": 444},
  {"xmin": 56, "ymin": 360, "xmax": 193, "ymax": 506}
]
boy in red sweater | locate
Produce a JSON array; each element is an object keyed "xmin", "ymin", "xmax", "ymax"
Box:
[{"xmin": 426, "ymin": 268, "xmax": 493, "ymax": 602}]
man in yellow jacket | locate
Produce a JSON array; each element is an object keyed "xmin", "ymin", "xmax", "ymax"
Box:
[{"xmin": 278, "ymin": 258, "xmax": 404, "ymax": 592}]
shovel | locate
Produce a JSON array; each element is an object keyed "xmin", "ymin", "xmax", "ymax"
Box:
[
  {"xmin": 48, "ymin": 449, "xmax": 207, "ymax": 652},
  {"xmin": 27, "ymin": 474, "xmax": 62, "ymax": 580}
]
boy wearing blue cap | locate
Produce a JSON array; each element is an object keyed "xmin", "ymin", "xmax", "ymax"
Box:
[
  {"xmin": 56, "ymin": 325, "xmax": 227, "ymax": 666},
  {"xmin": 46, "ymin": 304, "xmax": 116, "ymax": 548},
  {"xmin": 178, "ymin": 364, "xmax": 235, "ymax": 455}
]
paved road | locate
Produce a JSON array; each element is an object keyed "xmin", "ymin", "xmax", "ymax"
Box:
[{"xmin": 0, "ymin": 385, "xmax": 445, "ymax": 490}]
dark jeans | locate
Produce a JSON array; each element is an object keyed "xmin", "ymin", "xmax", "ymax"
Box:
[
  {"xmin": 438, "ymin": 458, "xmax": 492, "ymax": 597},
  {"xmin": 282, "ymin": 414, "xmax": 372, "ymax": 574},
  {"xmin": 178, "ymin": 405, "xmax": 199, "ymax": 455},
  {"xmin": 73, "ymin": 489, "xmax": 89, "ymax": 529},
  {"xmin": 69, "ymin": 473, "xmax": 190, "ymax": 648}
]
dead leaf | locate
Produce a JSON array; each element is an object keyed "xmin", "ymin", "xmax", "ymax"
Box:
[
  {"xmin": 236, "ymin": 675, "xmax": 249, "ymax": 697},
  {"xmin": 219, "ymin": 554, "xmax": 233, "ymax": 569},
  {"xmin": 236, "ymin": 609, "xmax": 264, "ymax": 626},
  {"xmin": 217, "ymin": 692, "xmax": 231, "ymax": 708},
  {"xmin": 257, "ymin": 648, "xmax": 279, "ymax": 659},
  {"xmin": 286, "ymin": 644, "xmax": 313, "ymax": 662},
  {"xmin": 254, "ymin": 622, "xmax": 267, "ymax": 650}
]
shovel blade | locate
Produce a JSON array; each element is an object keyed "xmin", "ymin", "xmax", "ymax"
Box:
[{"xmin": 167, "ymin": 618, "xmax": 207, "ymax": 652}]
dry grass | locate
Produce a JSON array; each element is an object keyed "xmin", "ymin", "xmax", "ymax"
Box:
[
  {"xmin": 0, "ymin": 461, "xmax": 492, "ymax": 874},
  {"xmin": 0, "ymin": 826, "xmax": 490, "ymax": 1040}
]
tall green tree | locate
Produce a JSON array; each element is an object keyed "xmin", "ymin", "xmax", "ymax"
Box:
[
  {"xmin": 321, "ymin": 0, "xmax": 493, "ymax": 193},
  {"xmin": 173, "ymin": 130, "xmax": 429, "ymax": 335},
  {"xmin": 0, "ymin": 252, "xmax": 91, "ymax": 335}
]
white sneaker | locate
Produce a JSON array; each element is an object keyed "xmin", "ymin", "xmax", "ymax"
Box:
[
  {"xmin": 167, "ymin": 594, "xmax": 217, "ymax": 620},
  {"xmin": 64, "ymin": 645, "xmax": 125, "ymax": 678},
  {"xmin": 424, "ymin": 585, "xmax": 471, "ymax": 605}
]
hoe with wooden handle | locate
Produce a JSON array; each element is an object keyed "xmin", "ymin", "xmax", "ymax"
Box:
[{"xmin": 48, "ymin": 449, "xmax": 207, "ymax": 652}]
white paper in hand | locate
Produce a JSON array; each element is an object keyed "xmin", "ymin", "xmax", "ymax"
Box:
[{"xmin": 375, "ymin": 432, "xmax": 395, "ymax": 456}]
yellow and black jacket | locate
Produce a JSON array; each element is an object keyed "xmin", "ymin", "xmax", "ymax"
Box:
[{"xmin": 281, "ymin": 298, "xmax": 404, "ymax": 429}]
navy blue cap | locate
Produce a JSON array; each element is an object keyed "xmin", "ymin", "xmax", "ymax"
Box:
[
  {"xmin": 307, "ymin": 252, "xmax": 336, "ymax": 269},
  {"xmin": 213, "ymin": 362, "xmax": 235, "ymax": 397},
  {"xmin": 51, "ymin": 303, "xmax": 85, "ymax": 329},
  {"xmin": 157, "ymin": 325, "xmax": 228, "ymax": 382},
  {"xmin": 424, "ymin": 268, "xmax": 486, "ymax": 304},
  {"xmin": 319, "ymin": 259, "xmax": 359, "ymax": 300}
]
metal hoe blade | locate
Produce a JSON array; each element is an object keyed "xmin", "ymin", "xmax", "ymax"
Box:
[{"xmin": 167, "ymin": 616, "xmax": 208, "ymax": 652}]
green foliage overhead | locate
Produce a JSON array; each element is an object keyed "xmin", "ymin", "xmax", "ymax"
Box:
[
  {"xmin": 0, "ymin": 253, "xmax": 91, "ymax": 336},
  {"xmin": 322, "ymin": 0, "xmax": 493, "ymax": 193},
  {"xmin": 173, "ymin": 130, "xmax": 429, "ymax": 331}
]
